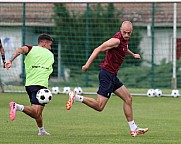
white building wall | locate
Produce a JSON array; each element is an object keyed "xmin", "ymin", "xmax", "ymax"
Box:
[
  {"xmin": 0, "ymin": 27, "xmax": 22, "ymax": 84},
  {"xmin": 140, "ymin": 28, "xmax": 181, "ymax": 66}
]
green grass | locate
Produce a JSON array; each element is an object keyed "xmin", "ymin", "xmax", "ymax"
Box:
[{"xmin": 1, "ymin": 93, "xmax": 181, "ymax": 144}]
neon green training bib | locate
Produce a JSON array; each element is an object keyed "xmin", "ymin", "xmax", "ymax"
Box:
[{"xmin": 24, "ymin": 46, "xmax": 54, "ymax": 87}]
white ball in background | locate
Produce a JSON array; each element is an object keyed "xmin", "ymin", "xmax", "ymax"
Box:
[
  {"xmin": 52, "ymin": 86, "xmax": 60, "ymax": 94},
  {"xmin": 74, "ymin": 87, "xmax": 83, "ymax": 95},
  {"xmin": 63, "ymin": 87, "xmax": 71, "ymax": 94},
  {"xmin": 171, "ymin": 89, "xmax": 180, "ymax": 98},
  {"xmin": 154, "ymin": 89, "xmax": 162, "ymax": 97},
  {"xmin": 147, "ymin": 89, "xmax": 155, "ymax": 97}
]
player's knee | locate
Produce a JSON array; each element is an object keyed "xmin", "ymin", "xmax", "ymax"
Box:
[
  {"xmin": 33, "ymin": 113, "xmax": 39, "ymax": 119},
  {"xmin": 33, "ymin": 111, "xmax": 42, "ymax": 119},
  {"xmin": 96, "ymin": 105, "xmax": 105, "ymax": 112},
  {"xmin": 125, "ymin": 94, "xmax": 132, "ymax": 105},
  {"xmin": 97, "ymin": 107, "xmax": 104, "ymax": 112},
  {"xmin": 96, "ymin": 108, "xmax": 103, "ymax": 112}
]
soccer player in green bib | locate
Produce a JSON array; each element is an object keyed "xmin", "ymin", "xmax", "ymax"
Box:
[{"xmin": 5, "ymin": 34, "xmax": 54, "ymax": 136}]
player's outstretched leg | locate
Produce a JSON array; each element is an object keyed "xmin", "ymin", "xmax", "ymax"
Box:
[
  {"xmin": 66, "ymin": 91, "xmax": 76, "ymax": 110},
  {"xmin": 9, "ymin": 102, "xmax": 17, "ymax": 121},
  {"xmin": 130, "ymin": 127, "xmax": 148, "ymax": 137}
]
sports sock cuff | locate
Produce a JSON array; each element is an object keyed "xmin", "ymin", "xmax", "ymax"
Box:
[
  {"xmin": 128, "ymin": 120, "xmax": 137, "ymax": 131},
  {"xmin": 20, "ymin": 105, "xmax": 24, "ymax": 111},
  {"xmin": 16, "ymin": 104, "xmax": 24, "ymax": 111},
  {"xmin": 75, "ymin": 95, "xmax": 83, "ymax": 102},
  {"xmin": 128, "ymin": 120, "xmax": 135, "ymax": 125}
]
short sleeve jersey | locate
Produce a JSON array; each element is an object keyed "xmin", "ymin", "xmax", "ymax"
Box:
[
  {"xmin": 99, "ymin": 32, "xmax": 129, "ymax": 74},
  {"xmin": 24, "ymin": 46, "xmax": 54, "ymax": 87}
]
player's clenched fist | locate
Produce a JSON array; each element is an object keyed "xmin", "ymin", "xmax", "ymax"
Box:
[
  {"xmin": 5, "ymin": 60, "xmax": 12, "ymax": 69},
  {"xmin": 82, "ymin": 65, "xmax": 88, "ymax": 72}
]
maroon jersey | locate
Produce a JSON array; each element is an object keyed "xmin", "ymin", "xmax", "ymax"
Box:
[
  {"xmin": 25, "ymin": 45, "xmax": 33, "ymax": 55},
  {"xmin": 99, "ymin": 32, "xmax": 129, "ymax": 74}
]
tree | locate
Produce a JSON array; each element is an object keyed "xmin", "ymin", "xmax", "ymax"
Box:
[{"xmin": 53, "ymin": 3, "xmax": 143, "ymax": 71}]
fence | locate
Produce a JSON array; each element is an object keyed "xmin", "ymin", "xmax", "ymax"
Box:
[{"xmin": 0, "ymin": 2, "xmax": 181, "ymax": 94}]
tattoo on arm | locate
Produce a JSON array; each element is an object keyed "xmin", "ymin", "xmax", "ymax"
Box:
[{"xmin": 9, "ymin": 51, "xmax": 21, "ymax": 62}]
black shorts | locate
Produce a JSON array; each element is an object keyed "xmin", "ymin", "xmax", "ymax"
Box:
[
  {"xmin": 97, "ymin": 69, "xmax": 123, "ymax": 98},
  {"xmin": 25, "ymin": 85, "xmax": 47, "ymax": 106}
]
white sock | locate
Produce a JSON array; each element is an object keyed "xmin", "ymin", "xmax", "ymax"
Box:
[
  {"xmin": 16, "ymin": 104, "xmax": 24, "ymax": 111},
  {"xmin": 75, "ymin": 95, "xmax": 83, "ymax": 102},
  {"xmin": 128, "ymin": 120, "xmax": 137, "ymax": 131},
  {"xmin": 38, "ymin": 127, "xmax": 45, "ymax": 132}
]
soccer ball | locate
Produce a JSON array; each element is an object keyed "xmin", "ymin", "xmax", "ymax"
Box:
[
  {"xmin": 171, "ymin": 89, "xmax": 180, "ymax": 98},
  {"xmin": 147, "ymin": 89, "xmax": 155, "ymax": 97},
  {"xmin": 154, "ymin": 89, "xmax": 162, "ymax": 97},
  {"xmin": 52, "ymin": 86, "xmax": 60, "ymax": 94},
  {"xmin": 63, "ymin": 87, "xmax": 71, "ymax": 94},
  {"xmin": 74, "ymin": 87, "xmax": 83, "ymax": 95},
  {"xmin": 36, "ymin": 89, "xmax": 52, "ymax": 104}
]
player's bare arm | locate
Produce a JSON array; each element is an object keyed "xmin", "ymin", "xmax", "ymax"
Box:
[
  {"xmin": 0, "ymin": 42, "xmax": 5, "ymax": 56},
  {"xmin": 0, "ymin": 39, "xmax": 6, "ymax": 67},
  {"xmin": 127, "ymin": 49, "xmax": 141, "ymax": 59},
  {"xmin": 82, "ymin": 38, "xmax": 120, "ymax": 72},
  {"xmin": 5, "ymin": 46, "xmax": 29, "ymax": 69}
]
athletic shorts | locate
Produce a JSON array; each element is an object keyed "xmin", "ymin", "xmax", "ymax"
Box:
[
  {"xmin": 25, "ymin": 85, "xmax": 47, "ymax": 106},
  {"xmin": 97, "ymin": 69, "xmax": 123, "ymax": 98}
]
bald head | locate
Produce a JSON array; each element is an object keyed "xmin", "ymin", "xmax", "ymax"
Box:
[
  {"xmin": 121, "ymin": 21, "xmax": 133, "ymax": 29},
  {"xmin": 120, "ymin": 21, "xmax": 133, "ymax": 40}
]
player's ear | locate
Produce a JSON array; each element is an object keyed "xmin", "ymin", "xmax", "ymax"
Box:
[{"xmin": 42, "ymin": 41, "xmax": 46, "ymax": 47}]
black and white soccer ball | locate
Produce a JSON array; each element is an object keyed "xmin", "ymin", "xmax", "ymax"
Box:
[
  {"xmin": 36, "ymin": 89, "xmax": 52, "ymax": 104},
  {"xmin": 63, "ymin": 87, "xmax": 71, "ymax": 94},
  {"xmin": 171, "ymin": 89, "xmax": 180, "ymax": 98},
  {"xmin": 52, "ymin": 86, "xmax": 60, "ymax": 94},
  {"xmin": 147, "ymin": 89, "xmax": 155, "ymax": 97},
  {"xmin": 74, "ymin": 87, "xmax": 83, "ymax": 95},
  {"xmin": 154, "ymin": 89, "xmax": 162, "ymax": 97}
]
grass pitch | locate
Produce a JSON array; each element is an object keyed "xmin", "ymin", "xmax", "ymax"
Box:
[{"xmin": 1, "ymin": 93, "xmax": 181, "ymax": 144}]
